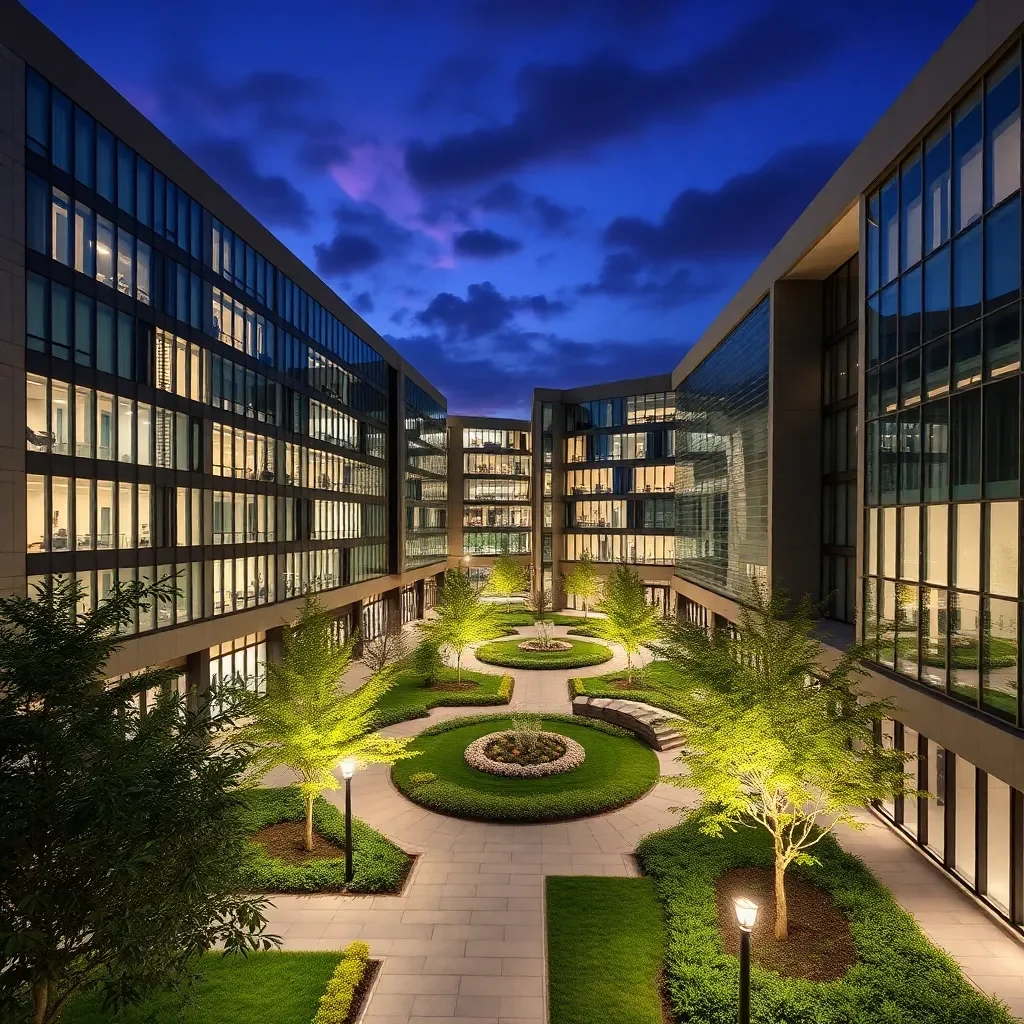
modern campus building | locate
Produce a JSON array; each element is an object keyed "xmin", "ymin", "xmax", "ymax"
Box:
[
  {"xmin": 5, "ymin": 0, "xmax": 1024, "ymax": 947},
  {"xmin": 446, "ymin": 415, "xmax": 532, "ymax": 589},
  {"xmin": 0, "ymin": 0, "xmax": 448, "ymax": 705},
  {"xmin": 665, "ymin": 0, "xmax": 1024, "ymax": 934}
]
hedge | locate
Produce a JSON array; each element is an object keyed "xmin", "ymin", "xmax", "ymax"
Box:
[
  {"xmin": 239, "ymin": 787, "xmax": 411, "ymax": 893},
  {"xmin": 474, "ymin": 638, "xmax": 613, "ymax": 669},
  {"xmin": 572, "ymin": 662, "xmax": 687, "ymax": 715},
  {"xmin": 636, "ymin": 814, "xmax": 1013, "ymax": 1024},
  {"xmin": 391, "ymin": 713, "xmax": 658, "ymax": 822},
  {"xmin": 312, "ymin": 940, "xmax": 371, "ymax": 1024},
  {"xmin": 374, "ymin": 668, "xmax": 514, "ymax": 727}
]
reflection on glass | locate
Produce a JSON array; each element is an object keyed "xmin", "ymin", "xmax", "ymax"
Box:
[
  {"xmin": 896, "ymin": 584, "xmax": 919, "ymax": 679},
  {"xmin": 921, "ymin": 587, "xmax": 947, "ymax": 689},
  {"xmin": 986, "ymin": 774, "xmax": 1012, "ymax": 912},
  {"xmin": 953, "ymin": 502, "xmax": 980, "ymax": 591},
  {"xmin": 954, "ymin": 756, "xmax": 976, "ymax": 883},
  {"xmin": 925, "ymin": 126, "xmax": 951, "ymax": 254},
  {"xmin": 953, "ymin": 89, "xmax": 983, "ymax": 232},
  {"xmin": 880, "ymin": 580, "xmax": 896, "ymax": 669},
  {"xmin": 985, "ymin": 52, "xmax": 1021, "ymax": 211},
  {"xmin": 923, "ymin": 504, "xmax": 949, "ymax": 584},
  {"xmin": 987, "ymin": 501, "xmax": 1018, "ymax": 596},
  {"xmin": 950, "ymin": 590, "xmax": 980, "ymax": 704},
  {"xmin": 900, "ymin": 506, "xmax": 920, "ymax": 581},
  {"xmin": 983, "ymin": 597, "xmax": 1018, "ymax": 722},
  {"xmin": 986, "ymin": 302, "xmax": 1022, "ymax": 378},
  {"xmin": 926, "ymin": 740, "xmax": 946, "ymax": 857}
]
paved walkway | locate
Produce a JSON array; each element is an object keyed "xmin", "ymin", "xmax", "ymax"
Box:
[{"xmin": 263, "ymin": 623, "xmax": 1024, "ymax": 1022}]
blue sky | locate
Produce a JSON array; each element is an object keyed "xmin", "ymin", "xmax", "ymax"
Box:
[{"xmin": 25, "ymin": 0, "xmax": 974, "ymax": 415}]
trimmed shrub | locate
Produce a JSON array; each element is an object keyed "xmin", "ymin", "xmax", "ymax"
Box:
[
  {"xmin": 391, "ymin": 713, "xmax": 657, "ymax": 822},
  {"xmin": 239, "ymin": 788, "xmax": 410, "ymax": 893},
  {"xmin": 312, "ymin": 940, "xmax": 372, "ymax": 1024},
  {"xmin": 475, "ymin": 638, "xmax": 612, "ymax": 669},
  {"xmin": 568, "ymin": 677, "xmax": 586, "ymax": 698},
  {"xmin": 636, "ymin": 814, "xmax": 1013, "ymax": 1024}
]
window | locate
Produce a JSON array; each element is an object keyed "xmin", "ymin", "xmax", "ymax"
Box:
[
  {"xmin": 985, "ymin": 196, "xmax": 1020, "ymax": 311},
  {"xmin": 953, "ymin": 89, "xmax": 983, "ymax": 233},
  {"xmin": 925, "ymin": 126, "xmax": 951, "ymax": 253},
  {"xmin": 953, "ymin": 757, "xmax": 976, "ymax": 883},
  {"xmin": 986, "ymin": 51, "xmax": 1021, "ymax": 210}
]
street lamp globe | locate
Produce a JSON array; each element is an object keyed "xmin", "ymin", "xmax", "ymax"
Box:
[
  {"xmin": 734, "ymin": 897, "xmax": 759, "ymax": 932},
  {"xmin": 341, "ymin": 757, "xmax": 356, "ymax": 780}
]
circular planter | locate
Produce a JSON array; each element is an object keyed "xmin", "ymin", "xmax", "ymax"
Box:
[
  {"xmin": 392, "ymin": 715, "xmax": 659, "ymax": 822},
  {"xmin": 465, "ymin": 730, "xmax": 585, "ymax": 778},
  {"xmin": 518, "ymin": 639, "xmax": 572, "ymax": 653},
  {"xmin": 474, "ymin": 638, "xmax": 613, "ymax": 669}
]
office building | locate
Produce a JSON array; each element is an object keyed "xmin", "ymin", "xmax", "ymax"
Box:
[
  {"xmin": 446, "ymin": 416, "xmax": 531, "ymax": 588},
  {"xmin": 0, "ymin": 0, "xmax": 447, "ymax": 702},
  {"xmin": 668, "ymin": 0, "xmax": 1024, "ymax": 930},
  {"xmin": 532, "ymin": 378, "xmax": 676, "ymax": 611}
]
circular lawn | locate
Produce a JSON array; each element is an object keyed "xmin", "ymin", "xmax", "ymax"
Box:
[
  {"xmin": 392, "ymin": 714, "xmax": 659, "ymax": 822},
  {"xmin": 474, "ymin": 637, "xmax": 613, "ymax": 669}
]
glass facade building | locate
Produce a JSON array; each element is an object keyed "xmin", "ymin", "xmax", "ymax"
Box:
[
  {"xmin": 404, "ymin": 379, "xmax": 448, "ymax": 569},
  {"xmin": 461, "ymin": 425, "xmax": 531, "ymax": 557},
  {"xmin": 675, "ymin": 297, "xmax": 770, "ymax": 602}
]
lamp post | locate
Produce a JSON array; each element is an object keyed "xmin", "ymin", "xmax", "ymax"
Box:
[
  {"xmin": 734, "ymin": 897, "xmax": 758, "ymax": 1024},
  {"xmin": 341, "ymin": 758, "xmax": 356, "ymax": 884}
]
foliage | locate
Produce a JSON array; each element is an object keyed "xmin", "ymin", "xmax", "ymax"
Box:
[
  {"xmin": 236, "ymin": 596, "xmax": 415, "ymax": 852},
  {"xmin": 528, "ymin": 586, "xmax": 553, "ymax": 620},
  {"xmin": 590, "ymin": 563, "xmax": 662, "ymax": 684},
  {"xmin": 408, "ymin": 635, "xmax": 445, "ymax": 682},
  {"xmin": 636, "ymin": 815, "xmax": 1012, "ymax": 1024},
  {"xmin": 566, "ymin": 623, "xmax": 601, "ymax": 637},
  {"xmin": 417, "ymin": 569, "xmax": 503, "ymax": 682},
  {"xmin": 0, "ymin": 576, "xmax": 273, "ymax": 1024},
  {"xmin": 238, "ymin": 788, "xmax": 410, "ymax": 894},
  {"xmin": 547, "ymin": 877, "xmax": 666, "ymax": 1024},
  {"xmin": 360, "ymin": 620, "xmax": 409, "ymax": 678},
  {"xmin": 572, "ymin": 662, "xmax": 687, "ymax": 714},
  {"xmin": 61, "ymin": 952, "xmax": 344, "ymax": 1024},
  {"xmin": 374, "ymin": 667, "xmax": 513, "ymax": 727},
  {"xmin": 657, "ymin": 583, "xmax": 914, "ymax": 938},
  {"xmin": 561, "ymin": 552, "xmax": 602, "ymax": 621},
  {"xmin": 311, "ymin": 941, "xmax": 371, "ymax": 1024},
  {"xmin": 391, "ymin": 714, "xmax": 658, "ymax": 822},
  {"xmin": 408, "ymin": 772, "xmax": 437, "ymax": 786},
  {"xmin": 474, "ymin": 638, "xmax": 613, "ymax": 669},
  {"xmin": 483, "ymin": 552, "xmax": 531, "ymax": 611},
  {"xmin": 495, "ymin": 612, "xmax": 591, "ymax": 628}
]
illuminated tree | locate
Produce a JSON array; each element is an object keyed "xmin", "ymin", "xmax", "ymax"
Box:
[
  {"xmin": 562, "ymin": 551, "xmax": 601, "ymax": 620},
  {"xmin": 418, "ymin": 569, "xmax": 502, "ymax": 682},
  {"xmin": 484, "ymin": 551, "xmax": 530, "ymax": 611},
  {"xmin": 590, "ymin": 563, "xmax": 660, "ymax": 684}
]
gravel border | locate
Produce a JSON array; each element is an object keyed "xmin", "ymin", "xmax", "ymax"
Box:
[
  {"xmin": 464, "ymin": 730, "xmax": 586, "ymax": 778},
  {"xmin": 518, "ymin": 639, "xmax": 573, "ymax": 652}
]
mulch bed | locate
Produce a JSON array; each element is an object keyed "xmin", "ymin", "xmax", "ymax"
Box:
[
  {"xmin": 252, "ymin": 820, "xmax": 346, "ymax": 863},
  {"xmin": 714, "ymin": 866, "xmax": 855, "ymax": 981},
  {"xmin": 425, "ymin": 681, "xmax": 479, "ymax": 691},
  {"xmin": 347, "ymin": 960, "xmax": 381, "ymax": 1023}
]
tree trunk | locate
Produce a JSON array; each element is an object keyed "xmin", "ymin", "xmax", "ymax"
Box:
[
  {"xmin": 305, "ymin": 793, "xmax": 315, "ymax": 853},
  {"xmin": 625, "ymin": 650, "xmax": 632, "ymax": 685},
  {"xmin": 32, "ymin": 982, "xmax": 47, "ymax": 1024},
  {"xmin": 774, "ymin": 852, "xmax": 788, "ymax": 939},
  {"xmin": 456, "ymin": 651, "xmax": 462, "ymax": 683},
  {"xmin": 583, "ymin": 601, "xmax": 588, "ymax": 622}
]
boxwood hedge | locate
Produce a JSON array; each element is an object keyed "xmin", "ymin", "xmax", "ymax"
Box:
[
  {"xmin": 474, "ymin": 638, "xmax": 613, "ymax": 669},
  {"xmin": 636, "ymin": 814, "xmax": 1013, "ymax": 1024},
  {"xmin": 239, "ymin": 787, "xmax": 411, "ymax": 894}
]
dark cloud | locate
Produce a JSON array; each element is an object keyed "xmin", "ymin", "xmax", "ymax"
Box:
[
  {"xmin": 476, "ymin": 181, "xmax": 579, "ymax": 235},
  {"xmin": 578, "ymin": 252, "xmax": 721, "ymax": 309},
  {"xmin": 417, "ymin": 282, "xmax": 569, "ymax": 341},
  {"xmin": 405, "ymin": 1, "xmax": 837, "ymax": 187},
  {"xmin": 314, "ymin": 234, "xmax": 383, "ymax": 276},
  {"xmin": 453, "ymin": 228, "xmax": 523, "ymax": 258},
  {"xmin": 354, "ymin": 291, "xmax": 375, "ymax": 314},
  {"xmin": 391, "ymin": 328, "xmax": 681, "ymax": 416},
  {"xmin": 604, "ymin": 142, "xmax": 852, "ymax": 263},
  {"xmin": 187, "ymin": 138, "xmax": 313, "ymax": 231},
  {"xmin": 413, "ymin": 55, "xmax": 495, "ymax": 116},
  {"xmin": 465, "ymin": 0, "xmax": 680, "ymax": 31}
]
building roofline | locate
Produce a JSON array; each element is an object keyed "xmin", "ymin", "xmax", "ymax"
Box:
[
  {"xmin": 671, "ymin": 0, "xmax": 1024, "ymax": 389},
  {"xmin": 532, "ymin": 372, "xmax": 673, "ymax": 404},
  {"xmin": 0, "ymin": 0, "xmax": 445, "ymax": 406},
  {"xmin": 448, "ymin": 414, "xmax": 531, "ymax": 431}
]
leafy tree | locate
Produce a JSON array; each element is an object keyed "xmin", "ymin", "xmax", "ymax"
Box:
[
  {"xmin": 590, "ymin": 563, "xmax": 661, "ymax": 684},
  {"xmin": 237, "ymin": 596, "xmax": 415, "ymax": 852},
  {"xmin": 483, "ymin": 551, "xmax": 530, "ymax": 611},
  {"xmin": 361, "ymin": 614, "xmax": 409, "ymax": 677},
  {"xmin": 0, "ymin": 577, "xmax": 273, "ymax": 1024},
  {"xmin": 418, "ymin": 569, "xmax": 502, "ymax": 682},
  {"xmin": 528, "ymin": 585, "xmax": 552, "ymax": 621},
  {"xmin": 658, "ymin": 584, "xmax": 914, "ymax": 939},
  {"xmin": 562, "ymin": 551, "xmax": 601, "ymax": 620}
]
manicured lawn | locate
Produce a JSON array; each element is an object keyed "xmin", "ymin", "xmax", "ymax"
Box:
[
  {"xmin": 636, "ymin": 814, "xmax": 1013, "ymax": 1024},
  {"xmin": 239, "ymin": 787, "xmax": 411, "ymax": 893},
  {"xmin": 494, "ymin": 612, "xmax": 593, "ymax": 629},
  {"xmin": 573, "ymin": 661, "xmax": 686, "ymax": 714},
  {"xmin": 475, "ymin": 638, "xmax": 612, "ymax": 669},
  {"xmin": 547, "ymin": 876, "xmax": 666, "ymax": 1024},
  {"xmin": 62, "ymin": 951, "xmax": 342, "ymax": 1024},
  {"xmin": 392, "ymin": 713, "xmax": 659, "ymax": 822},
  {"xmin": 374, "ymin": 667, "xmax": 512, "ymax": 727}
]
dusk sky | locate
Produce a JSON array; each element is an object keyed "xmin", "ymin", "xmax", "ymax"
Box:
[{"xmin": 26, "ymin": 0, "xmax": 974, "ymax": 416}]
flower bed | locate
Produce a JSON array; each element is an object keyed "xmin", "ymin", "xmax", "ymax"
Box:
[{"xmin": 464, "ymin": 730, "xmax": 585, "ymax": 778}]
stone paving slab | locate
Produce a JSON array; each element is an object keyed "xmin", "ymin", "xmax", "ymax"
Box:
[{"xmin": 261, "ymin": 626, "xmax": 1024, "ymax": 1023}]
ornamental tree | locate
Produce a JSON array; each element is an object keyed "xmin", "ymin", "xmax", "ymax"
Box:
[
  {"xmin": 0, "ymin": 577, "xmax": 273, "ymax": 1024},
  {"xmin": 561, "ymin": 551, "xmax": 601, "ymax": 620},
  {"xmin": 590, "ymin": 562, "xmax": 661, "ymax": 684},
  {"xmin": 658, "ymin": 583, "xmax": 914, "ymax": 939},
  {"xmin": 237, "ymin": 595, "xmax": 415, "ymax": 852},
  {"xmin": 418, "ymin": 569, "xmax": 502, "ymax": 682},
  {"xmin": 483, "ymin": 551, "xmax": 530, "ymax": 611}
]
